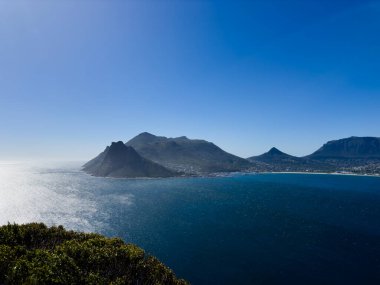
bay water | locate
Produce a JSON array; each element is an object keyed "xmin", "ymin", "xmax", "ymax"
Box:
[{"xmin": 0, "ymin": 162, "xmax": 379, "ymax": 284}]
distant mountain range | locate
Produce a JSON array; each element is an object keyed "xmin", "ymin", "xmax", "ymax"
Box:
[
  {"xmin": 83, "ymin": 134, "xmax": 380, "ymax": 178},
  {"xmin": 247, "ymin": 147, "xmax": 322, "ymax": 172},
  {"xmin": 248, "ymin": 137, "xmax": 380, "ymax": 173}
]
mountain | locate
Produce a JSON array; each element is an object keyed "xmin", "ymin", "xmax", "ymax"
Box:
[
  {"xmin": 248, "ymin": 147, "xmax": 299, "ymax": 163},
  {"xmin": 248, "ymin": 147, "xmax": 318, "ymax": 172},
  {"xmin": 126, "ymin": 132, "xmax": 252, "ymax": 174},
  {"xmin": 83, "ymin": 135, "xmax": 380, "ymax": 177},
  {"xmin": 247, "ymin": 137, "xmax": 380, "ymax": 174},
  {"xmin": 83, "ymin": 141, "xmax": 177, "ymax": 178},
  {"xmin": 308, "ymin": 137, "xmax": 380, "ymax": 159}
]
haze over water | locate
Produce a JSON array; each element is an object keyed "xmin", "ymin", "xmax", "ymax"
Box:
[{"xmin": 1, "ymin": 161, "xmax": 380, "ymax": 284}]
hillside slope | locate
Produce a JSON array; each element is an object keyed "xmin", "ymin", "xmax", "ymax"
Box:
[
  {"xmin": 0, "ymin": 223, "xmax": 188, "ymax": 285},
  {"xmin": 83, "ymin": 141, "xmax": 177, "ymax": 178},
  {"xmin": 126, "ymin": 132, "xmax": 252, "ymax": 174},
  {"xmin": 308, "ymin": 137, "xmax": 380, "ymax": 159}
]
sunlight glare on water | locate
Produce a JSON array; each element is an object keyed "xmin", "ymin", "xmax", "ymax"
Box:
[{"xmin": 0, "ymin": 161, "xmax": 103, "ymax": 232}]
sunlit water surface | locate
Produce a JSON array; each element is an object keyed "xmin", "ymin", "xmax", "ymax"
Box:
[{"xmin": 1, "ymin": 161, "xmax": 380, "ymax": 284}]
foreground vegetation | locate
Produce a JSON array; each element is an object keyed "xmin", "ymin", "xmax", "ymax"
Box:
[{"xmin": 0, "ymin": 223, "xmax": 188, "ymax": 284}]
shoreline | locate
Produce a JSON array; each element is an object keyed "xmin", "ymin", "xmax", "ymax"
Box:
[
  {"xmin": 82, "ymin": 169, "xmax": 380, "ymax": 179},
  {"xmin": 259, "ymin": 171, "xmax": 380, "ymax": 178}
]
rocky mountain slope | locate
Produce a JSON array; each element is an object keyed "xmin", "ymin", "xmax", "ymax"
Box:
[
  {"xmin": 307, "ymin": 137, "xmax": 380, "ymax": 159},
  {"xmin": 83, "ymin": 141, "xmax": 177, "ymax": 178},
  {"xmin": 126, "ymin": 132, "xmax": 252, "ymax": 174}
]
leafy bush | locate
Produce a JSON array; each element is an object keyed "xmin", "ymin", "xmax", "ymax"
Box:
[{"xmin": 0, "ymin": 223, "xmax": 188, "ymax": 285}]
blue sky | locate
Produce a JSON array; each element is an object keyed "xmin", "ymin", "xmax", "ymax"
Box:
[{"xmin": 0, "ymin": 0, "xmax": 379, "ymax": 160}]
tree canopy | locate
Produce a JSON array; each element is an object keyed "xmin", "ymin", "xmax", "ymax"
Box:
[{"xmin": 0, "ymin": 223, "xmax": 188, "ymax": 285}]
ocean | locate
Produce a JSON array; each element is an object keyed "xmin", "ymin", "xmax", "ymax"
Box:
[{"xmin": 0, "ymin": 161, "xmax": 379, "ymax": 284}]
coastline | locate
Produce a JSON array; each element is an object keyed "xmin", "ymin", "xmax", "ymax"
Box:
[
  {"xmin": 259, "ymin": 171, "xmax": 380, "ymax": 178},
  {"xmin": 81, "ymin": 167, "xmax": 380, "ymax": 179}
]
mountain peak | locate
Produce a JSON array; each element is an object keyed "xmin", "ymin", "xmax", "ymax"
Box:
[
  {"xmin": 137, "ymin": 132, "xmax": 157, "ymax": 138},
  {"xmin": 176, "ymin": 136, "xmax": 188, "ymax": 140},
  {"xmin": 110, "ymin": 141, "xmax": 125, "ymax": 148},
  {"xmin": 126, "ymin": 132, "xmax": 164, "ymax": 146},
  {"xmin": 108, "ymin": 141, "xmax": 138, "ymax": 156},
  {"xmin": 267, "ymin": 147, "xmax": 284, "ymax": 155},
  {"xmin": 247, "ymin": 147, "xmax": 295, "ymax": 162},
  {"xmin": 108, "ymin": 141, "xmax": 137, "ymax": 155}
]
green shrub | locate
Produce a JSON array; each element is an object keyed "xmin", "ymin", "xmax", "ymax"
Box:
[{"xmin": 0, "ymin": 223, "xmax": 188, "ymax": 285}]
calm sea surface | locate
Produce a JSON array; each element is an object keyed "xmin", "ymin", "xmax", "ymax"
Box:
[{"xmin": 1, "ymin": 162, "xmax": 379, "ymax": 284}]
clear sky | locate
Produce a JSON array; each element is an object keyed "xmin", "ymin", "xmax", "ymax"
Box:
[{"xmin": 0, "ymin": 0, "xmax": 379, "ymax": 160}]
